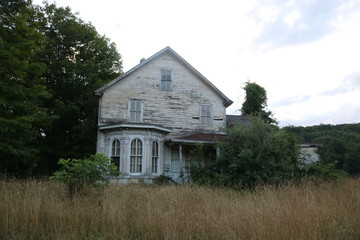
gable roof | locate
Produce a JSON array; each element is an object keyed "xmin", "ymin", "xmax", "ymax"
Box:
[{"xmin": 94, "ymin": 46, "xmax": 233, "ymax": 107}]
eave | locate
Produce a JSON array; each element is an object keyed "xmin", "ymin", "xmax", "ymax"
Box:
[
  {"xmin": 94, "ymin": 46, "xmax": 233, "ymax": 107},
  {"xmin": 99, "ymin": 122, "xmax": 172, "ymax": 133}
]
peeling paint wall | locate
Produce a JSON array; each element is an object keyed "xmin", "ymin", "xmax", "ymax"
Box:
[{"xmin": 99, "ymin": 52, "xmax": 227, "ymax": 137}]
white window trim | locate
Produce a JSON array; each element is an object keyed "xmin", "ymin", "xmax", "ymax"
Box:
[
  {"xmin": 110, "ymin": 138, "xmax": 121, "ymax": 173},
  {"xmin": 151, "ymin": 140, "xmax": 159, "ymax": 174},
  {"xmin": 200, "ymin": 104, "xmax": 213, "ymax": 126},
  {"xmin": 129, "ymin": 138, "xmax": 143, "ymax": 175},
  {"xmin": 128, "ymin": 99, "xmax": 143, "ymax": 122}
]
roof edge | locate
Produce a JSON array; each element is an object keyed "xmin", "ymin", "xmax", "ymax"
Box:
[{"xmin": 94, "ymin": 46, "xmax": 233, "ymax": 107}]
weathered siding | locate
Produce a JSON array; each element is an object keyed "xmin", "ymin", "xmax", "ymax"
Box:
[{"xmin": 99, "ymin": 52, "xmax": 226, "ymax": 137}]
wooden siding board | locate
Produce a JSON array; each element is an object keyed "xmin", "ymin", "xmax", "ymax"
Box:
[{"xmin": 99, "ymin": 52, "xmax": 227, "ymax": 138}]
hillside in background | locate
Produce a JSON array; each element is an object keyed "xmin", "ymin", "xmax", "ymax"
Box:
[{"xmin": 284, "ymin": 123, "xmax": 360, "ymax": 175}]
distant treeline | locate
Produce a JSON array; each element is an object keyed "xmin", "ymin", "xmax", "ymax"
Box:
[{"xmin": 284, "ymin": 123, "xmax": 360, "ymax": 176}]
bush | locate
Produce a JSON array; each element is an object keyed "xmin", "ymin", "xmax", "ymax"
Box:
[
  {"xmin": 152, "ymin": 174, "xmax": 176, "ymax": 185},
  {"xmin": 191, "ymin": 116, "xmax": 302, "ymax": 189},
  {"xmin": 304, "ymin": 162, "xmax": 348, "ymax": 182},
  {"xmin": 51, "ymin": 153, "xmax": 119, "ymax": 197}
]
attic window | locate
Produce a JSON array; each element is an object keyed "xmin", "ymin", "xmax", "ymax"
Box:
[
  {"xmin": 200, "ymin": 105, "xmax": 212, "ymax": 126},
  {"xmin": 161, "ymin": 69, "xmax": 172, "ymax": 91}
]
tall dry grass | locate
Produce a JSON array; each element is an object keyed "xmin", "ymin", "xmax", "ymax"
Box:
[{"xmin": 0, "ymin": 178, "xmax": 359, "ymax": 239}]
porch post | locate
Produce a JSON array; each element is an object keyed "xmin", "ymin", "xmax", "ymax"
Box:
[{"xmin": 216, "ymin": 146, "xmax": 220, "ymax": 160}]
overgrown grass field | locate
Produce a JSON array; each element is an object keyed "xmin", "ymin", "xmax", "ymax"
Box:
[{"xmin": 1, "ymin": 178, "xmax": 359, "ymax": 239}]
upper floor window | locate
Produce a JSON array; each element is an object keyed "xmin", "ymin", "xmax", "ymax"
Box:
[
  {"xmin": 111, "ymin": 139, "xmax": 120, "ymax": 171},
  {"xmin": 161, "ymin": 69, "xmax": 172, "ymax": 91},
  {"xmin": 152, "ymin": 141, "xmax": 159, "ymax": 173},
  {"xmin": 129, "ymin": 100, "xmax": 143, "ymax": 122},
  {"xmin": 200, "ymin": 105, "xmax": 212, "ymax": 126},
  {"xmin": 130, "ymin": 138, "xmax": 142, "ymax": 173}
]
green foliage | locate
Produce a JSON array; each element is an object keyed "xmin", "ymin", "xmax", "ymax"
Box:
[
  {"xmin": 190, "ymin": 165, "xmax": 221, "ymax": 185},
  {"xmin": 284, "ymin": 123, "xmax": 360, "ymax": 176},
  {"xmin": 304, "ymin": 162, "xmax": 348, "ymax": 182},
  {"xmin": 191, "ymin": 116, "xmax": 302, "ymax": 189},
  {"xmin": 241, "ymin": 82, "xmax": 276, "ymax": 124},
  {"xmin": 36, "ymin": 2, "xmax": 122, "ymax": 173},
  {"xmin": 344, "ymin": 143, "xmax": 360, "ymax": 176},
  {"xmin": 0, "ymin": 0, "xmax": 53, "ymax": 175},
  {"xmin": 0, "ymin": 0, "xmax": 123, "ymax": 176},
  {"xmin": 152, "ymin": 175, "xmax": 176, "ymax": 185},
  {"xmin": 51, "ymin": 153, "xmax": 119, "ymax": 197}
]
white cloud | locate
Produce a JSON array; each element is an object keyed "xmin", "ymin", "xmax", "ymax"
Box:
[
  {"xmin": 33, "ymin": 0, "xmax": 360, "ymax": 126},
  {"xmin": 284, "ymin": 11, "xmax": 300, "ymax": 27}
]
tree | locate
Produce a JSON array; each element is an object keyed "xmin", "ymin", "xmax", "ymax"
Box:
[
  {"xmin": 0, "ymin": 0, "xmax": 52, "ymax": 175},
  {"xmin": 241, "ymin": 82, "xmax": 276, "ymax": 124},
  {"xmin": 191, "ymin": 116, "xmax": 302, "ymax": 189},
  {"xmin": 344, "ymin": 143, "xmax": 360, "ymax": 176},
  {"xmin": 35, "ymin": 3, "xmax": 122, "ymax": 173},
  {"xmin": 0, "ymin": 1, "xmax": 123, "ymax": 176}
]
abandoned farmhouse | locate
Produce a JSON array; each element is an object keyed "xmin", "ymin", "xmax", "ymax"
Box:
[
  {"xmin": 94, "ymin": 47, "xmax": 318, "ymax": 183},
  {"xmin": 94, "ymin": 46, "xmax": 238, "ymax": 183}
]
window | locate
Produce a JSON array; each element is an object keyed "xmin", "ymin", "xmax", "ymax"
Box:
[
  {"xmin": 200, "ymin": 105, "xmax": 212, "ymax": 126},
  {"xmin": 171, "ymin": 146, "xmax": 181, "ymax": 172},
  {"xmin": 161, "ymin": 69, "xmax": 172, "ymax": 91},
  {"xmin": 129, "ymin": 100, "xmax": 142, "ymax": 122},
  {"xmin": 130, "ymin": 139, "xmax": 142, "ymax": 173},
  {"xmin": 111, "ymin": 139, "xmax": 120, "ymax": 171},
  {"xmin": 152, "ymin": 141, "xmax": 159, "ymax": 173}
]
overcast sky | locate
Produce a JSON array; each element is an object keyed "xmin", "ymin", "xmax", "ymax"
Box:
[{"xmin": 34, "ymin": 0, "xmax": 360, "ymax": 126}]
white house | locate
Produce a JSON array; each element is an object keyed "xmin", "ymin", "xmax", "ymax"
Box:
[
  {"xmin": 300, "ymin": 143, "xmax": 321, "ymax": 164},
  {"xmin": 94, "ymin": 47, "xmax": 233, "ymax": 183}
]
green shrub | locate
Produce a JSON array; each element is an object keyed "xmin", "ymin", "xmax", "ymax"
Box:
[
  {"xmin": 152, "ymin": 174, "xmax": 176, "ymax": 185},
  {"xmin": 191, "ymin": 116, "xmax": 302, "ymax": 189},
  {"xmin": 304, "ymin": 161, "xmax": 348, "ymax": 182},
  {"xmin": 51, "ymin": 153, "xmax": 119, "ymax": 197}
]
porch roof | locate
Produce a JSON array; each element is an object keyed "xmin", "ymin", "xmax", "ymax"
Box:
[
  {"xmin": 99, "ymin": 122, "xmax": 172, "ymax": 133},
  {"xmin": 169, "ymin": 133, "xmax": 227, "ymax": 144}
]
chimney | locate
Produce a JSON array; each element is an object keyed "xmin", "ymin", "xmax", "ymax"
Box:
[{"xmin": 140, "ymin": 58, "xmax": 145, "ymax": 64}]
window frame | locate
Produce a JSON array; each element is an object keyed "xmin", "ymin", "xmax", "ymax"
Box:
[
  {"xmin": 160, "ymin": 69, "xmax": 172, "ymax": 91},
  {"xmin": 151, "ymin": 141, "xmax": 159, "ymax": 174},
  {"xmin": 111, "ymin": 139, "xmax": 121, "ymax": 172},
  {"xmin": 200, "ymin": 104, "xmax": 212, "ymax": 126},
  {"xmin": 130, "ymin": 138, "xmax": 143, "ymax": 174},
  {"xmin": 128, "ymin": 100, "xmax": 143, "ymax": 122}
]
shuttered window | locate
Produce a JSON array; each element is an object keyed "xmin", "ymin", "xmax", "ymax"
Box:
[
  {"xmin": 129, "ymin": 100, "xmax": 142, "ymax": 122},
  {"xmin": 200, "ymin": 105, "xmax": 212, "ymax": 126},
  {"xmin": 161, "ymin": 69, "xmax": 172, "ymax": 91}
]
